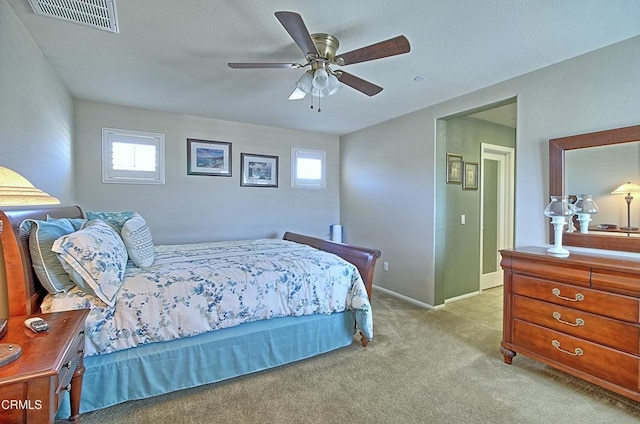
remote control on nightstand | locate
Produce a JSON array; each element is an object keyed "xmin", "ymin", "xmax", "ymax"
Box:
[{"xmin": 24, "ymin": 317, "xmax": 49, "ymax": 333}]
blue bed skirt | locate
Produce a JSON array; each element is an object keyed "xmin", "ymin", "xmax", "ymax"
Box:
[{"xmin": 57, "ymin": 311, "xmax": 357, "ymax": 417}]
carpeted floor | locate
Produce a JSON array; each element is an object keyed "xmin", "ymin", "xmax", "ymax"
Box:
[{"xmin": 58, "ymin": 289, "xmax": 640, "ymax": 424}]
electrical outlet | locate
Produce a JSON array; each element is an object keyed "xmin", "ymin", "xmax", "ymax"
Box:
[{"xmin": 383, "ymin": 262, "xmax": 389, "ymax": 272}]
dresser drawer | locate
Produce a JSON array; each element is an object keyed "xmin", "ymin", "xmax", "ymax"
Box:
[
  {"xmin": 513, "ymin": 320, "xmax": 638, "ymax": 391},
  {"xmin": 513, "ymin": 274, "xmax": 640, "ymax": 323},
  {"xmin": 56, "ymin": 331, "xmax": 85, "ymax": 396},
  {"xmin": 510, "ymin": 256, "xmax": 590, "ymax": 286},
  {"xmin": 513, "ymin": 295, "xmax": 640, "ymax": 355}
]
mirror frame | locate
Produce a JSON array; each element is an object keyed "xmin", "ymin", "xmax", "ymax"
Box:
[{"xmin": 549, "ymin": 124, "xmax": 640, "ymax": 253}]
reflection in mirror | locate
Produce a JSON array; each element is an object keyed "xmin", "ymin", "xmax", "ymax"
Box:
[
  {"xmin": 549, "ymin": 124, "xmax": 640, "ymax": 253},
  {"xmin": 566, "ymin": 142, "xmax": 640, "ymax": 234}
]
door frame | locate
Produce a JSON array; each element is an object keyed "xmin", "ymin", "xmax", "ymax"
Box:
[{"xmin": 479, "ymin": 143, "xmax": 515, "ymax": 291}]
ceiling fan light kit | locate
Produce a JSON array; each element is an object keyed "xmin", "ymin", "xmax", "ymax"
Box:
[{"xmin": 228, "ymin": 11, "xmax": 410, "ymax": 111}]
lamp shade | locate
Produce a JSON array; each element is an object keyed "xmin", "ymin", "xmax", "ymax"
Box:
[
  {"xmin": 295, "ymin": 71, "xmax": 313, "ymax": 93},
  {"xmin": 611, "ymin": 182, "xmax": 640, "ymax": 194},
  {"xmin": 544, "ymin": 195, "xmax": 574, "ymax": 218},
  {"xmin": 574, "ymin": 194, "xmax": 599, "ymax": 214},
  {"xmin": 326, "ymin": 73, "xmax": 341, "ymax": 95},
  {"xmin": 0, "ymin": 166, "xmax": 59, "ymax": 206},
  {"xmin": 311, "ymin": 68, "xmax": 329, "ymax": 90}
]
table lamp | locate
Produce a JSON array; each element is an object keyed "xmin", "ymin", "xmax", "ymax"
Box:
[
  {"xmin": 0, "ymin": 166, "xmax": 59, "ymax": 367},
  {"xmin": 0, "ymin": 166, "xmax": 59, "ymax": 206},
  {"xmin": 611, "ymin": 182, "xmax": 640, "ymax": 231}
]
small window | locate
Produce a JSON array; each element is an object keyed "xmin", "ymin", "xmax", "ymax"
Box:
[
  {"xmin": 102, "ymin": 128, "xmax": 165, "ymax": 184},
  {"xmin": 291, "ymin": 147, "xmax": 326, "ymax": 189}
]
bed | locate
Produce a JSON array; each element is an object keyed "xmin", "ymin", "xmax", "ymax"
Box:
[{"xmin": 0, "ymin": 205, "xmax": 381, "ymax": 421}]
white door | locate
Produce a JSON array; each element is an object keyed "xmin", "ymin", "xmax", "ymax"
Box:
[{"xmin": 480, "ymin": 144, "xmax": 514, "ymax": 291}]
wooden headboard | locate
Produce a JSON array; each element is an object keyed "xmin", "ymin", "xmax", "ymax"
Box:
[{"xmin": 0, "ymin": 205, "xmax": 84, "ymax": 317}]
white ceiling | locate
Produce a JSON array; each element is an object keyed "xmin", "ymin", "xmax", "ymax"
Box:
[{"xmin": 8, "ymin": 0, "xmax": 640, "ymax": 135}]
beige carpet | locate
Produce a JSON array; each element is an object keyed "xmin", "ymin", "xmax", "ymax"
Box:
[{"xmin": 58, "ymin": 291, "xmax": 640, "ymax": 424}]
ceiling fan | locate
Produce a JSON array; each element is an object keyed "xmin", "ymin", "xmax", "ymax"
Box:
[{"xmin": 228, "ymin": 11, "xmax": 410, "ymax": 105}]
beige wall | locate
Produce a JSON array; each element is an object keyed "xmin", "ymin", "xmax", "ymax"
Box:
[
  {"xmin": 341, "ymin": 35, "xmax": 640, "ymax": 307},
  {"xmin": 73, "ymin": 100, "xmax": 341, "ymax": 244}
]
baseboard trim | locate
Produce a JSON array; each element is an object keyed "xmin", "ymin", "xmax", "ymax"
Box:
[
  {"xmin": 372, "ymin": 285, "xmax": 438, "ymax": 310},
  {"xmin": 444, "ymin": 291, "xmax": 480, "ymax": 304}
]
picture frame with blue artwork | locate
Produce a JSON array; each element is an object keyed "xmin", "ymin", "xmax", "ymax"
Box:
[
  {"xmin": 187, "ymin": 139, "xmax": 232, "ymax": 176},
  {"xmin": 240, "ymin": 153, "xmax": 278, "ymax": 187}
]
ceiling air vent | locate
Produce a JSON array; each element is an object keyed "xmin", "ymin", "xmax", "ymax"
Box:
[{"xmin": 27, "ymin": 0, "xmax": 119, "ymax": 33}]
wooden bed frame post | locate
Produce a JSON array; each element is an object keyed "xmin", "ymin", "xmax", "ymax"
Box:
[{"xmin": 282, "ymin": 231, "xmax": 381, "ymax": 301}]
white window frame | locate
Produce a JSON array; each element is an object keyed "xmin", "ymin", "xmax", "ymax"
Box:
[
  {"xmin": 291, "ymin": 147, "xmax": 326, "ymax": 189},
  {"xmin": 102, "ymin": 127, "xmax": 165, "ymax": 185}
]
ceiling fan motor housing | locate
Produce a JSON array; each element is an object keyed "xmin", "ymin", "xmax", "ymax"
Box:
[{"xmin": 311, "ymin": 33, "xmax": 339, "ymax": 60}]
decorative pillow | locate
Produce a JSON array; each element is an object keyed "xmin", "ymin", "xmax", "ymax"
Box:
[
  {"xmin": 46, "ymin": 215, "xmax": 87, "ymax": 231},
  {"xmin": 121, "ymin": 214, "xmax": 155, "ymax": 267},
  {"xmin": 20, "ymin": 219, "xmax": 77, "ymax": 294},
  {"xmin": 52, "ymin": 219, "xmax": 128, "ymax": 306},
  {"xmin": 86, "ymin": 211, "xmax": 135, "ymax": 233}
]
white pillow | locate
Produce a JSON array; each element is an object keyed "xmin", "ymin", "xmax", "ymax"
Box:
[
  {"xmin": 52, "ymin": 219, "xmax": 128, "ymax": 306},
  {"xmin": 121, "ymin": 214, "xmax": 155, "ymax": 267}
]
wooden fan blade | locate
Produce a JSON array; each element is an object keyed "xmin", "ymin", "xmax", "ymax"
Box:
[
  {"xmin": 228, "ymin": 62, "xmax": 300, "ymax": 69},
  {"xmin": 337, "ymin": 71, "xmax": 383, "ymax": 96},
  {"xmin": 274, "ymin": 11, "xmax": 318, "ymax": 57},
  {"xmin": 335, "ymin": 35, "xmax": 410, "ymax": 66}
]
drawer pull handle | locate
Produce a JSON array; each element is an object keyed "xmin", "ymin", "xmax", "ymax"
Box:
[
  {"xmin": 552, "ymin": 339, "xmax": 583, "ymax": 356},
  {"xmin": 552, "ymin": 288, "xmax": 584, "ymax": 302},
  {"xmin": 552, "ymin": 312, "xmax": 585, "ymax": 327},
  {"xmin": 64, "ymin": 360, "xmax": 72, "ymax": 369}
]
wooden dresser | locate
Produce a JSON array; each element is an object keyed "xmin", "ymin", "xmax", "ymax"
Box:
[{"xmin": 500, "ymin": 247, "xmax": 640, "ymax": 402}]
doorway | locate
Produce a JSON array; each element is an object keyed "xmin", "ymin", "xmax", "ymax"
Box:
[{"xmin": 479, "ymin": 144, "xmax": 515, "ymax": 291}]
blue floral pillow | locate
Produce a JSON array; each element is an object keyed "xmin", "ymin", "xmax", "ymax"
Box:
[
  {"xmin": 52, "ymin": 219, "xmax": 128, "ymax": 306},
  {"xmin": 85, "ymin": 211, "xmax": 135, "ymax": 233}
]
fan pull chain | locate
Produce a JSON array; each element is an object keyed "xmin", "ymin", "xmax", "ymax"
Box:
[{"xmin": 309, "ymin": 95, "xmax": 322, "ymax": 112}]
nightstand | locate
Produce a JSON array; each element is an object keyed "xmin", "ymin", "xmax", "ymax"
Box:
[{"xmin": 0, "ymin": 309, "xmax": 89, "ymax": 423}]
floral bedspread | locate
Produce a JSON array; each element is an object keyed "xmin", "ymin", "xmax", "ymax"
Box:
[{"xmin": 42, "ymin": 239, "xmax": 372, "ymax": 356}]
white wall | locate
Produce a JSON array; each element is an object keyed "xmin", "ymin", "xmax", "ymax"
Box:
[
  {"xmin": 74, "ymin": 100, "xmax": 341, "ymax": 244},
  {"xmin": 341, "ymin": 35, "xmax": 640, "ymax": 306},
  {"xmin": 0, "ymin": 0, "xmax": 74, "ymax": 201},
  {"xmin": 0, "ymin": 0, "xmax": 74, "ymax": 317}
]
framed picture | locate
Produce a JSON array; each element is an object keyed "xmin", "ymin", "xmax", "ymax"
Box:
[
  {"xmin": 240, "ymin": 153, "xmax": 278, "ymax": 187},
  {"xmin": 187, "ymin": 139, "xmax": 232, "ymax": 176},
  {"xmin": 446, "ymin": 153, "xmax": 463, "ymax": 184},
  {"xmin": 463, "ymin": 162, "xmax": 479, "ymax": 190}
]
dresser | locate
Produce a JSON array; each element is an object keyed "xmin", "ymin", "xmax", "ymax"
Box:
[
  {"xmin": 500, "ymin": 247, "xmax": 640, "ymax": 402},
  {"xmin": 0, "ymin": 309, "xmax": 89, "ymax": 423}
]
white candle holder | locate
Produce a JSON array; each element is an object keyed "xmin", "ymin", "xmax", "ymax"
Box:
[
  {"xmin": 574, "ymin": 195, "xmax": 599, "ymax": 234},
  {"xmin": 544, "ymin": 195, "xmax": 575, "ymax": 258}
]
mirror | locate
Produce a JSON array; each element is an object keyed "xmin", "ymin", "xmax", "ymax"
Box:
[{"xmin": 549, "ymin": 124, "xmax": 640, "ymax": 253}]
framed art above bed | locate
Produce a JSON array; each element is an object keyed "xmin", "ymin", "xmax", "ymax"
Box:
[
  {"xmin": 240, "ymin": 153, "xmax": 278, "ymax": 187},
  {"xmin": 187, "ymin": 138, "xmax": 232, "ymax": 177}
]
